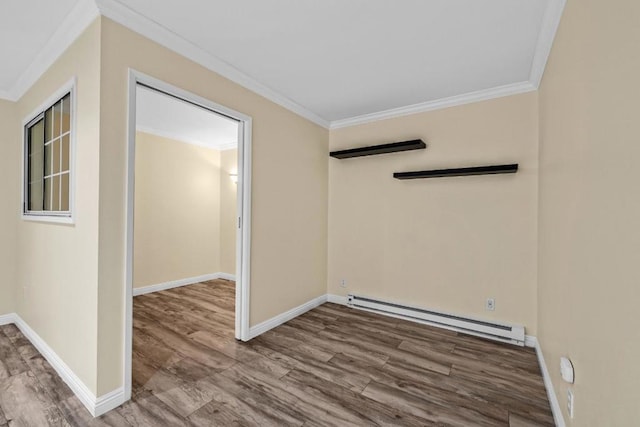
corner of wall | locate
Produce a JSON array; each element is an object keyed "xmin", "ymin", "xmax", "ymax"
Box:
[{"xmin": 0, "ymin": 99, "xmax": 19, "ymax": 316}]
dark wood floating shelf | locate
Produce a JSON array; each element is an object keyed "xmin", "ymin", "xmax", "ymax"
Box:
[
  {"xmin": 393, "ymin": 164, "xmax": 518, "ymax": 180},
  {"xmin": 330, "ymin": 139, "xmax": 426, "ymax": 159}
]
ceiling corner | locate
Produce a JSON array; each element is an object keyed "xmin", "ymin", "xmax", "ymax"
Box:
[
  {"xmin": 6, "ymin": 0, "xmax": 99, "ymax": 102},
  {"xmin": 528, "ymin": 0, "xmax": 567, "ymax": 88},
  {"xmin": 94, "ymin": 0, "xmax": 331, "ymax": 129}
]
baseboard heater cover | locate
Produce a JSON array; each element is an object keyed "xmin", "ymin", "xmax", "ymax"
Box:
[{"xmin": 347, "ymin": 294, "xmax": 525, "ymax": 346}]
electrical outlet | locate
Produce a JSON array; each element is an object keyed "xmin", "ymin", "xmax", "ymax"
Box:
[
  {"xmin": 340, "ymin": 279, "xmax": 347, "ymax": 288},
  {"xmin": 567, "ymin": 389, "xmax": 574, "ymax": 419},
  {"xmin": 486, "ymin": 298, "xmax": 495, "ymax": 311}
]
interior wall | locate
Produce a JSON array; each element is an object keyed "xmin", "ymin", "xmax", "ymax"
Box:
[
  {"xmin": 97, "ymin": 17, "xmax": 328, "ymax": 395},
  {"xmin": 0, "ymin": 100, "xmax": 18, "ymax": 316},
  {"xmin": 537, "ymin": 0, "xmax": 640, "ymax": 424},
  {"xmin": 220, "ymin": 148, "xmax": 238, "ymax": 275},
  {"xmin": 15, "ymin": 19, "xmax": 101, "ymax": 394},
  {"xmin": 329, "ymin": 92, "xmax": 539, "ymax": 332},
  {"xmin": 133, "ymin": 131, "xmax": 221, "ymax": 288}
]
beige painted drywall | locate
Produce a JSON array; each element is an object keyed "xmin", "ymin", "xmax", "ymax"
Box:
[
  {"xmin": 537, "ymin": 0, "xmax": 640, "ymax": 424},
  {"xmin": 133, "ymin": 132, "xmax": 222, "ymax": 288},
  {"xmin": 0, "ymin": 100, "xmax": 19, "ymax": 316},
  {"xmin": 96, "ymin": 17, "xmax": 328, "ymax": 395},
  {"xmin": 329, "ymin": 92, "xmax": 539, "ymax": 333},
  {"xmin": 15, "ymin": 19, "xmax": 101, "ymax": 394},
  {"xmin": 220, "ymin": 149, "xmax": 238, "ymax": 275}
]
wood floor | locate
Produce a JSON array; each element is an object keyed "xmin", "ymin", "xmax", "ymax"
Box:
[{"xmin": 0, "ymin": 279, "xmax": 554, "ymax": 426}]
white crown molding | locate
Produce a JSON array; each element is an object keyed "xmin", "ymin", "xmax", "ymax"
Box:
[
  {"xmin": 4, "ymin": 313, "xmax": 125, "ymax": 417},
  {"xmin": 136, "ymin": 125, "xmax": 237, "ymax": 151},
  {"xmin": 3, "ymin": 0, "xmax": 99, "ymax": 102},
  {"xmin": 216, "ymin": 272, "xmax": 237, "ymax": 281},
  {"xmin": 529, "ymin": 0, "xmax": 567, "ymax": 88},
  {"xmin": 1, "ymin": 0, "xmax": 565, "ymax": 131},
  {"xmin": 330, "ymin": 81, "xmax": 536, "ymax": 129},
  {"xmin": 94, "ymin": 0, "xmax": 330, "ymax": 129},
  {"xmin": 218, "ymin": 141, "xmax": 239, "ymax": 151}
]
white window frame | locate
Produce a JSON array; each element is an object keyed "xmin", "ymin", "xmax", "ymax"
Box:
[{"xmin": 21, "ymin": 78, "xmax": 76, "ymax": 224}]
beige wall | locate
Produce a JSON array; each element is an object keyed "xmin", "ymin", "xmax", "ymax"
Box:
[
  {"xmin": 537, "ymin": 0, "xmax": 640, "ymax": 424},
  {"xmin": 0, "ymin": 100, "xmax": 18, "ymax": 316},
  {"xmin": 15, "ymin": 19, "xmax": 101, "ymax": 393},
  {"xmin": 133, "ymin": 132, "xmax": 223, "ymax": 288},
  {"xmin": 220, "ymin": 149, "xmax": 238, "ymax": 275},
  {"xmin": 97, "ymin": 17, "xmax": 328, "ymax": 395},
  {"xmin": 329, "ymin": 92, "xmax": 539, "ymax": 332}
]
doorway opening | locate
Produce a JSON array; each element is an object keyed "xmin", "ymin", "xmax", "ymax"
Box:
[{"xmin": 123, "ymin": 71, "xmax": 252, "ymax": 401}]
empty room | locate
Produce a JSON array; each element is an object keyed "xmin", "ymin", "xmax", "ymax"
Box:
[{"xmin": 0, "ymin": 1, "xmax": 638, "ymax": 426}]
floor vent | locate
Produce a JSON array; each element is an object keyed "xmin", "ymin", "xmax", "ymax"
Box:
[{"xmin": 347, "ymin": 294, "xmax": 525, "ymax": 346}]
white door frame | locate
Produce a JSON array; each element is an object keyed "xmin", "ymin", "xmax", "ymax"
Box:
[{"xmin": 123, "ymin": 69, "xmax": 252, "ymax": 401}]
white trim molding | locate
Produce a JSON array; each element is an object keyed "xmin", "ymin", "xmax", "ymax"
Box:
[
  {"xmin": 20, "ymin": 77, "xmax": 78, "ymax": 226},
  {"xmin": 330, "ymin": 82, "xmax": 536, "ymax": 129},
  {"xmin": 1, "ymin": 0, "xmax": 566, "ymax": 131},
  {"xmin": 529, "ymin": 336, "xmax": 566, "ymax": 427},
  {"xmin": 248, "ymin": 294, "xmax": 328, "ymax": 339},
  {"xmin": 524, "ymin": 335, "xmax": 537, "ymax": 348},
  {"xmin": 132, "ymin": 273, "xmax": 236, "ymax": 297},
  {"xmin": 2, "ymin": 314, "xmax": 125, "ymax": 417},
  {"xmin": 94, "ymin": 0, "xmax": 329, "ymax": 129},
  {"xmin": 327, "ymin": 294, "xmax": 349, "ymax": 305},
  {"xmin": 3, "ymin": 0, "xmax": 99, "ymax": 101},
  {"xmin": 529, "ymin": 0, "xmax": 567, "ymax": 88},
  {"xmin": 0, "ymin": 313, "xmax": 17, "ymax": 326}
]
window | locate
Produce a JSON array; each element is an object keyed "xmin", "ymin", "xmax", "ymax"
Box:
[{"xmin": 23, "ymin": 91, "xmax": 72, "ymax": 219}]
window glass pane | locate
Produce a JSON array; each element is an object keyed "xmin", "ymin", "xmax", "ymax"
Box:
[
  {"xmin": 30, "ymin": 153, "xmax": 43, "ymax": 183},
  {"xmin": 61, "ymin": 134, "xmax": 70, "ymax": 172},
  {"xmin": 52, "ymin": 175, "xmax": 60, "ymax": 211},
  {"xmin": 61, "ymin": 173, "xmax": 69, "ymax": 211},
  {"xmin": 28, "ymin": 120, "xmax": 44, "ymax": 183},
  {"xmin": 45, "ymin": 108, "xmax": 53, "ymax": 142},
  {"xmin": 61, "ymin": 94, "xmax": 71, "ymax": 134},
  {"xmin": 29, "ymin": 180, "xmax": 43, "ymax": 211},
  {"xmin": 53, "ymin": 102, "xmax": 61, "ymax": 138},
  {"xmin": 44, "ymin": 178, "xmax": 52, "ymax": 210},
  {"xmin": 52, "ymin": 139, "xmax": 61, "ymax": 174},
  {"xmin": 24, "ymin": 91, "xmax": 73, "ymax": 216},
  {"xmin": 44, "ymin": 143, "xmax": 52, "ymax": 176}
]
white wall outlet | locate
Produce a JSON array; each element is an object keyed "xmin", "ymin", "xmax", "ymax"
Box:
[
  {"xmin": 567, "ymin": 389, "xmax": 575, "ymax": 419},
  {"xmin": 340, "ymin": 279, "xmax": 347, "ymax": 288},
  {"xmin": 486, "ymin": 298, "xmax": 495, "ymax": 311}
]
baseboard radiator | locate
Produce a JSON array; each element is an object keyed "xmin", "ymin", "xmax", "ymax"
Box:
[{"xmin": 347, "ymin": 294, "xmax": 525, "ymax": 346}]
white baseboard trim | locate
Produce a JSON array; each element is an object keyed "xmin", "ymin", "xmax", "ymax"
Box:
[
  {"xmin": 133, "ymin": 272, "xmax": 234, "ymax": 296},
  {"xmin": 524, "ymin": 335, "xmax": 537, "ymax": 348},
  {"xmin": 216, "ymin": 272, "xmax": 236, "ymax": 281},
  {"xmin": 248, "ymin": 294, "xmax": 328, "ymax": 339},
  {"xmin": 94, "ymin": 386, "xmax": 126, "ymax": 416},
  {"xmin": 5, "ymin": 314, "xmax": 125, "ymax": 417},
  {"xmin": 327, "ymin": 294, "xmax": 348, "ymax": 305},
  {"xmin": 529, "ymin": 336, "xmax": 565, "ymax": 427},
  {"xmin": 0, "ymin": 313, "xmax": 17, "ymax": 326}
]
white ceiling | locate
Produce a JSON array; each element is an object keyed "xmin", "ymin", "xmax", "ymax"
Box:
[
  {"xmin": 136, "ymin": 85, "xmax": 238, "ymax": 150},
  {"xmin": 0, "ymin": 0, "xmax": 564, "ymax": 128},
  {"xmin": 0, "ymin": 0, "xmax": 80, "ymax": 98}
]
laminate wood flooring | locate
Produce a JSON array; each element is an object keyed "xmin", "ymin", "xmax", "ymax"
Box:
[{"xmin": 0, "ymin": 279, "xmax": 554, "ymax": 426}]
